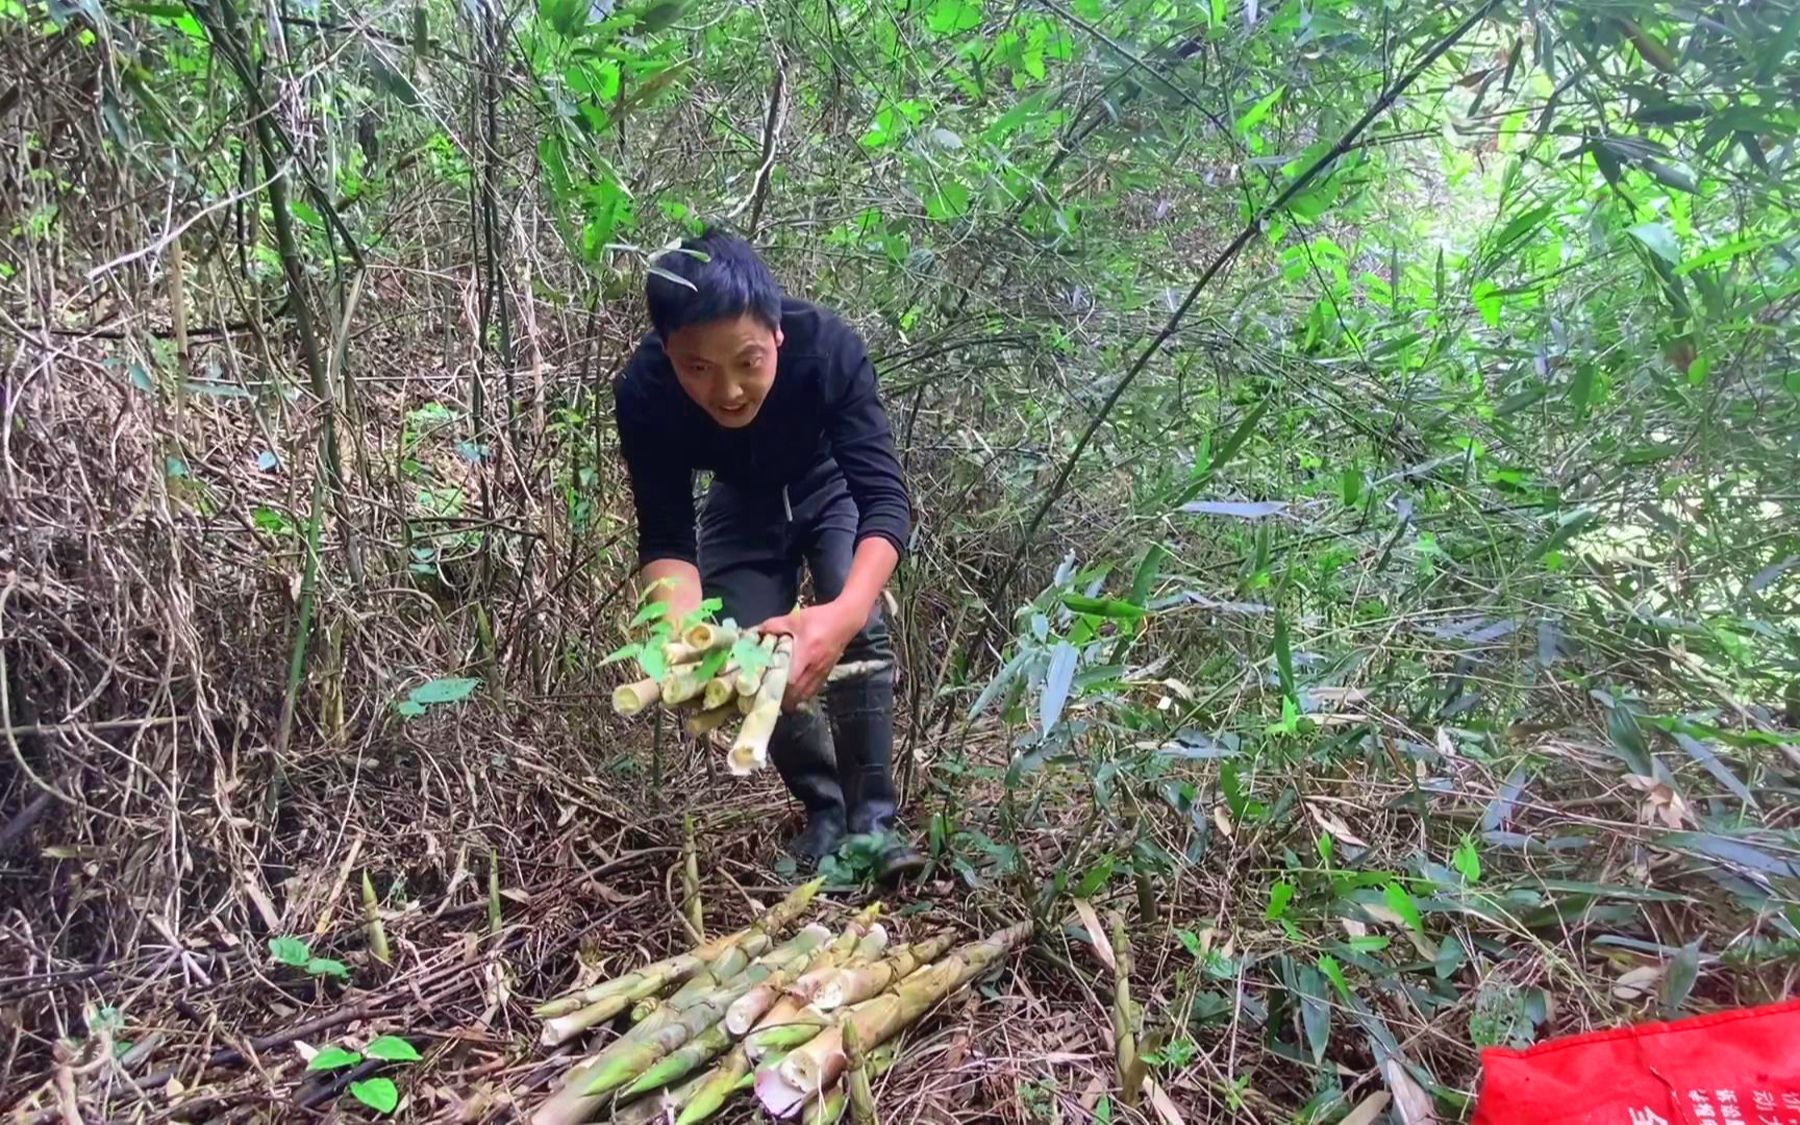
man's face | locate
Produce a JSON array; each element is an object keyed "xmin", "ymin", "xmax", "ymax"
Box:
[{"xmin": 663, "ymin": 314, "xmax": 783, "ymax": 429}]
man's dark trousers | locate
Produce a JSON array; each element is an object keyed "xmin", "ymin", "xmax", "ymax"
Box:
[{"xmin": 696, "ymin": 457, "xmax": 898, "ymax": 854}]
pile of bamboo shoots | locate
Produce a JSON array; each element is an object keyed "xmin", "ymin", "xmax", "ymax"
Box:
[
  {"xmin": 529, "ymin": 879, "xmax": 1030, "ymax": 1125},
  {"xmin": 611, "ymin": 620, "xmax": 886, "ymax": 776}
]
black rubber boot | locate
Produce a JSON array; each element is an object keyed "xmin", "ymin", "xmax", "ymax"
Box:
[
  {"xmin": 827, "ymin": 663, "xmax": 925, "ymax": 884},
  {"xmin": 769, "ymin": 707, "xmax": 846, "ymax": 868}
]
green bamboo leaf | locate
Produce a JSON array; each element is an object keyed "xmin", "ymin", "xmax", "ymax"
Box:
[
  {"xmin": 1210, "ymin": 398, "xmax": 1269, "ymax": 475},
  {"xmin": 1452, "ymin": 836, "xmax": 1482, "ymax": 884},
  {"xmin": 1661, "ymin": 940, "xmax": 1700, "ymax": 1017},
  {"xmin": 601, "ymin": 641, "xmax": 642, "ymax": 667},
  {"xmin": 307, "ymin": 957, "xmax": 350, "ymax": 980},
  {"xmin": 1627, "ymin": 222, "xmax": 1680, "ymax": 265},
  {"xmin": 694, "ymin": 646, "xmax": 730, "ymax": 680},
  {"xmin": 1060, "ymin": 593, "xmax": 1148, "ymax": 619},
  {"xmin": 308, "ymin": 1045, "xmax": 363, "ymax": 1071},
  {"xmin": 1127, "ymin": 545, "xmax": 1166, "ymax": 607},
  {"xmin": 1040, "ymin": 641, "xmax": 1078, "ymax": 733},
  {"xmin": 1295, "ymin": 965, "xmax": 1330, "ymax": 1064},
  {"xmin": 1272, "ymin": 612, "xmax": 1296, "ymax": 702},
  {"xmin": 639, "ymin": 643, "xmax": 668, "ymax": 682},
  {"xmin": 539, "ymin": 0, "xmax": 587, "ymax": 36},
  {"xmin": 1317, "ymin": 954, "xmax": 1350, "ymax": 999},
  {"xmin": 1383, "ymin": 882, "xmax": 1425, "ymax": 938},
  {"xmin": 1235, "ymin": 85, "xmax": 1285, "ymax": 135},
  {"xmin": 350, "ymin": 1077, "xmax": 400, "ymax": 1115},
  {"xmin": 1528, "ymin": 508, "xmax": 1598, "ymax": 561},
  {"xmin": 631, "ymin": 600, "xmax": 668, "ymax": 627},
  {"xmin": 409, "ymin": 677, "xmax": 479, "ymax": 706},
  {"xmin": 364, "ymin": 1036, "xmax": 421, "ymax": 1063},
  {"xmin": 268, "ymin": 935, "xmax": 311, "ymax": 967},
  {"xmin": 1074, "ymin": 857, "xmax": 1114, "ymax": 897},
  {"xmin": 1266, "ymin": 880, "xmax": 1295, "ymax": 920},
  {"xmin": 1673, "ymin": 733, "xmax": 1756, "ymax": 808}
]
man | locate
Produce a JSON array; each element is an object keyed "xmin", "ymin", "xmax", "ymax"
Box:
[{"xmin": 612, "ymin": 225, "xmax": 925, "ymax": 882}]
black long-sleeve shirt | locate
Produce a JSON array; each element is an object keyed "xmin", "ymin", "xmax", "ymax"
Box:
[{"xmin": 613, "ymin": 298, "xmax": 912, "ymax": 568}]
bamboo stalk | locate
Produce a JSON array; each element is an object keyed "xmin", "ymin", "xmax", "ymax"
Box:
[
  {"xmin": 672, "ymin": 1043, "xmax": 768, "ymax": 1125},
  {"xmin": 730, "ymin": 639, "xmax": 792, "ymax": 775},
  {"xmin": 614, "ymin": 677, "xmax": 662, "ymax": 715},
  {"xmin": 535, "ymin": 928, "xmax": 751, "ymax": 1020},
  {"xmin": 686, "ymin": 704, "xmax": 736, "ymax": 736},
  {"xmin": 702, "ymin": 676, "xmax": 737, "ymax": 711},
  {"xmin": 841, "ymin": 1020, "xmax": 877, "ymax": 1125},
  {"xmin": 766, "ymin": 922, "xmax": 1032, "ymax": 1108},
  {"xmin": 684, "ymin": 621, "xmax": 740, "ymax": 653},
  {"xmin": 734, "ymin": 634, "xmax": 778, "ymax": 695},
  {"xmin": 664, "ymin": 665, "xmax": 708, "ymax": 706},
  {"xmin": 785, "ymin": 926, "xmax": 893, "ymax": 1009},
  {"xmin": 812, "ymin": 931, "xmax": 954, "ymax": 1011},
  {"xmin": 361, "ymin": 870, "xmax": 389, "ymax": 966}
]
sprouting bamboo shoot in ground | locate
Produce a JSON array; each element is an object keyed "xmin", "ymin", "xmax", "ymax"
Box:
[
  {"xmin": 361, "ymin": 870, "xmax": 389, "ymax": 965},
  {"xmin": 1111, "ymin": 911, "xmax": 1140, "ymax": 1108},
  {"xmin": 681, "ymin": 814, "xmax": 703, "ymax": 943}
]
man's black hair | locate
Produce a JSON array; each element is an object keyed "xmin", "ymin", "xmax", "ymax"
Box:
[{"xmin": 644, "ymin": 225, "xmax": 783, "ymax": 340}]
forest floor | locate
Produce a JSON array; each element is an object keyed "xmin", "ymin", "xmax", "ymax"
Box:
[{"xmin": 8, "ymin": 676, "xmax": 1795, "ymax": 1124}]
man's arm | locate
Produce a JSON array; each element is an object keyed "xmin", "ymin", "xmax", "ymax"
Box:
[
  {"xmin": 615, "ymin": 372, "xmax": 702, "ymax": 626},
  {"xmin": 640, "ymin": 558, "xmax": 703, "ymax": 627}
]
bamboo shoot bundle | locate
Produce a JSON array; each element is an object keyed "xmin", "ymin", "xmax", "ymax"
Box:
[
  {"xmin": 536, "ymin": 879, "xmax": 821, "ymax": 1040},
  {"xmin": 613, "ymin": 622, "xmax": 889, "ymax": 775},
  {"xmin": 533, "ymin": 926, "xmax": 831, "ymax": 1123},
  {"xmin": 619, "ymin": 907, "xmax": 879, "ymax": 1116},
  {"xmin": 757, "ymin": 922, "xmax": 1033, "ymax": 1115},
  {"xmin": 664, "ymin": 664, "xmax": 709, "ymax": 706}
]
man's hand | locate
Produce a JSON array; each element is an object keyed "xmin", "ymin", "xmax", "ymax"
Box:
[{"xmin": 757, "ymin": 601, "xmax": 865, "ymax": 709}]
